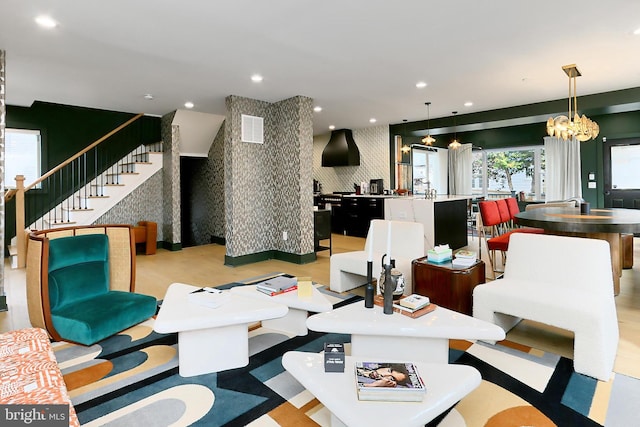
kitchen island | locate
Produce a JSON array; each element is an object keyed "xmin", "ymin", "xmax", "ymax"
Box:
[{"xmin": 384, "ymin": 196, "xmax": 470, "ymax": 251}]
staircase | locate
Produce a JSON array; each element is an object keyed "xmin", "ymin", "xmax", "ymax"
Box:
[
  {"xmin": 35, "ymin": 143, "xmax": 163, "ymax": 229},
  {"xmin": 9, "ymin": 143, "xmax": 163, "ymax": 267}
]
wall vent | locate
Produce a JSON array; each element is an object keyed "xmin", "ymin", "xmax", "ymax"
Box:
[{"xmin": 241, "ymin": 114, "xmax": 264, "ymax": 144}]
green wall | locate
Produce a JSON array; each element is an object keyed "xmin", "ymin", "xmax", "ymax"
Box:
[
  {"xmin": 5, "ymin": 101, "xmax": 161, "ymax": 251},
  {"xmin": 390, "ymin": 87, "xmax": 640, "ymax": 207}
]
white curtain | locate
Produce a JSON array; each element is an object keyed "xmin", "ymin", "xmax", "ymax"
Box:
[
  {"xmin": 544, "ymin": 136, "xmax": 582, "ymax": 201},
  {"xmin": 448, "ymin": 143, "xmax": 472, "ymax": 195}
]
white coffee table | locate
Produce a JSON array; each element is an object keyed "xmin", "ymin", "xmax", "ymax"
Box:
[
  {"xmin": 282, "ymin": 351, "xmax": 481, "ymax": 427},
  {"xmin": 229, "ymin": 284, "xmax": 332, "ymax": 336},
  {"xmin": 154, "ymin": 282, "xmax": 288, "ymax": 377},
  {"xmin": 306, "ymin": 300, "xmax": 505, "ymax": 363}
]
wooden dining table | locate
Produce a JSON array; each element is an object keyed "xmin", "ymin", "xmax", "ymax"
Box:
[{"xmin": 514, "ymin": 207, "xmax": 640, "ymax": 295}]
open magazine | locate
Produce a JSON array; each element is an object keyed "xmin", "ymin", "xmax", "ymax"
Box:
[{"xmin": 354, "ymin": 361, "xmax": 426, "ymax": 401}]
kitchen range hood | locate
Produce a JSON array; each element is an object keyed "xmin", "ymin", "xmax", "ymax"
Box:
[{"xmin": 321, "ymin": 129, "xmax": 360, "ymax": 167}]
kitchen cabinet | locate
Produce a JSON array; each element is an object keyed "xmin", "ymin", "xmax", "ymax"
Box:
[
  {"xmin": 385, "ymin": 196, "xmax": 469, "ymax": 251},
  {"xmin": 314, "ymin": 209, "xmax": 332, "ymax": 254},
  {"xmin": 342, "ymin": 196, "xmax": 385, "ymax": 238}
]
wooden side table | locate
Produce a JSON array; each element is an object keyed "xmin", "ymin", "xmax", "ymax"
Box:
[{"xmin": 411, "ymin": 258, "xmax": 485, "ymax": 315}]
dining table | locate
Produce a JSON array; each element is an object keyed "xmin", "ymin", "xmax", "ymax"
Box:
[{"xmin": 514, "ymin": 207, "xmax": 640, "ymax": 295}]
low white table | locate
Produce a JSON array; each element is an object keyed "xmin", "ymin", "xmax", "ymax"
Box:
[
  {"xmin": 154, "ymin": 282, "xmax": 288, "ymax": 377},
  {"xmin": 282, "ymin": 351, "xmax": 481, "ymax": 427},
  {"xmin": 306, "ymin": 300, "xmax": 505, "ymax": 363},
  {"xmin": 229, "ymin": 283, "xmax": 332, "ymax": 336}
]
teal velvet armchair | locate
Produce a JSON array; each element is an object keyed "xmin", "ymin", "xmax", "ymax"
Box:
[{"xmin": 26, "ymin": 225, "xmax": 157, "ymax": 345}]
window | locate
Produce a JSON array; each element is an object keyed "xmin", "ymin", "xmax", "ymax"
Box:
[
  {"xmin": 4, "ymin": 129, "xmax": 42, "ymax": 189},
  {"xmin": 472, "ymin": 146, "xmax": 545, "ymax": 200}
]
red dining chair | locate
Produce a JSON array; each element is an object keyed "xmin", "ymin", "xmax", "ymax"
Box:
[
  {"xmin": 477, "ymin": 200, "xmax": 510, "ymax": 277},
  {"xmin": 505, "ymin": 197, "xmax": 545, "ymax": 234},
  {"xmin": 478, "ymin": 199, "xmax": 544, "ymax": 278}
]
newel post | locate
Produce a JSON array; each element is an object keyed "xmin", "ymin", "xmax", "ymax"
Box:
[{"xmin": 15, "ymin": 175, "xmax": 26, "ymax": 268}]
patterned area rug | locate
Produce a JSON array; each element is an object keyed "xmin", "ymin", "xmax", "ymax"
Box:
[{"xmin": 53, "ymin": 287, "xmax": 639, "ymax": 426}]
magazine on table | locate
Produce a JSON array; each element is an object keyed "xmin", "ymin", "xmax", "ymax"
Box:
[
  {"xmin": 354, "ymin": 361, "xmax": 426, "ymax": 401},
  {"xmin": 255, "ymin": 274, "xmax": 298, "ymax": 292}
]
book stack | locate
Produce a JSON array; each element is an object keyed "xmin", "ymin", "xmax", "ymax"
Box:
[
  {"xmin": 355, "ymin": 361, "xmax": 426, "ymax": 401},
  {"xmin": 427, "ymin": 244, "xmax": 452, "ymax": 263},
  {"xmin": 452, "ymin": 249, "xmax": 477, "ymax": 269},
  {"xmin": 256, "ymin": 275, "xmax": 298, "ymax": 296},
  {"xmin": 373, "ymin": 294, "xmax": 436, "ymax": 318}
]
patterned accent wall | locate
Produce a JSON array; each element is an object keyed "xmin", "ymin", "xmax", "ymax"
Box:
[
  {"xmin": 313, "ymin": 125, "xmax": 390, "ymax": 193},
  {"xmin": 225, "ymin": 96, "xmax": 272, "ymax": 257},
  {"xmin": 0, "ymin": 50, "xmax": 5, "ymax": 294},
  {"xmin": 93, "ymin": 171, "xmax": 164, "ymax": 240},
  {"xmin": 224, "ymin": 95, "xmax": 314, "ymax": 257},
  {"xmin": 271, "ymin": 96, "xmax": 314, "ymax": 255},
  {"xmin": 161, "ymin": 112, "xmax": 181, "ymax": 245}
]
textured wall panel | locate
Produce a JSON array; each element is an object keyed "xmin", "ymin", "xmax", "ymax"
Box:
[
  {"xmin": 224, "ymin": 95, "xmax": 313, "ymax": 257},
  {"xmin": 313, "ymin": 125, "xmax": 390, "ymax": 193},
  {"xmin": 161, "ymin": 112, "xmax": 181, "ymax": 245},
  {"xmin": 271, "ymin": 96, "xmax": 314, "ymax": 255},
  {"xmin": 93, "ymin": 171, "xmax": 164, "ymax": 240}
]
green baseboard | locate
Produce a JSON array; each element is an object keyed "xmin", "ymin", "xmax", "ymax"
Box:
[
  {"xmin": 159, "ymin": 241, "xmax": 182, "ymax": 251},
  {"xmin": 210, "ymin": 236, "xmax": 226, "ymax": 245},
  {"xmin": 225, "ymin": 250, "xmax": 316, "ymax": 267}
]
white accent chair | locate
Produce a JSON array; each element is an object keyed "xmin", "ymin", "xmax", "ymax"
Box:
[
  {"xmin": 473, "ymin": 233, "xmax": 619, "ymax": 381},
  {"xmin": 329, "ymin": 219, "xmax": 425, "ymax": 294}
]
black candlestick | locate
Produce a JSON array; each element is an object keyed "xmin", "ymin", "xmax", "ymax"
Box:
[
  {"xmin": 382, "ymin": 261, "xmax": 394, "ymax": 314},
  {"xmin": 365, "ymin": 260, "xmax": 374, "ymax": 308}
]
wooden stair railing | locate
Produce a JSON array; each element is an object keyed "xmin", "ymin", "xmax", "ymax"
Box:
[{"xmin": 7, "ymin": 113, "xmax": 144, "ymax": 269}]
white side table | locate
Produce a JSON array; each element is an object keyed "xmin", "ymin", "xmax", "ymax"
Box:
[
  {"xmin": 154, "ymin": 283, "xmax": 288, "ymax": 377},
  {"xmin": 282, "ymin": 351, "xmax": 481, "ymax": 427},
  {"xmin": 229, "ymin": 284, "xmax": 332, "ymax": 336},
  {"xmin": 306, "ymin": 300, "xmax": 505, "ymax": 362}
]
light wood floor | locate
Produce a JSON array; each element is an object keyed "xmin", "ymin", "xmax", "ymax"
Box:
[{"xmin": 2, "ymin": 233, "xmax": 639, "ymax": 380}]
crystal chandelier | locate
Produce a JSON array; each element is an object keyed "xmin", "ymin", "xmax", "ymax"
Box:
[
  {"xmin": 546, "ymin": 64, "xmax": 599, "ymax": 142},
  {"xmin": 448, "ymin": 111, "xmax": 461, "ymax": 149},
  {"xmin": 422, "ymin": 102, "xmax": 436, "ymax": 145}
]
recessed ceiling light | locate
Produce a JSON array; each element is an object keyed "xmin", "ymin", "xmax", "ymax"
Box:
[
  {"xmin": 634, "ymin": 27, "xmax": 640, "ymax": 35},
  {"xmin": 369, "ymin": 118, "xmax": 377, "ymax": 123},
  {"xmin": 314, "ymin": 106, "xmax": 322, "ymax": 112},
  {"xmin": 144, "ymin": 94, "xmax": 154, "ymax": 100},
  {"xmin": 329, "ymin": 125, "xmax": 335, "ymax": 130},
  {"xmin": 184, "ymin": 102, "xmax": 194, "ymax": 109},
  {"xmin": 35, "ymin": 15, "xmax": 58, "ymax": 28},
  {"xmin": 251, "ymin": 74, "xmax": 263, "ymax": 82},
  {"xmin": 415, "ymin": 82, "xmax": 427, "ymax": 89},
  {"xmin": 464, "ymin": 102, "xmax": 473, "ymax": 107}
]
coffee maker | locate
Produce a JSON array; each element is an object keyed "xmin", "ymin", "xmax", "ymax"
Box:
[{"xmin": 369, "ymin": 179, "xmax": 384, "ymax": 195}]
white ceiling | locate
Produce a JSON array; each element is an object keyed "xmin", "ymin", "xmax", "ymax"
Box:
[{"xmin": 2, "ymin": 0, "xmax": 640, "ymax": 136}]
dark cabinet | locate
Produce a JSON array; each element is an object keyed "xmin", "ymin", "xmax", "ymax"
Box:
[
  {"xmin": 314, "ymin": 209, "xmax": 332, "ymax": 254},
  {"xmin": 412, "ymin": 257, "xmax": 485, "ymax": 315},
  {"xmin": 342, "ymin": 196, "xmax": 385, "ymax": 238}
]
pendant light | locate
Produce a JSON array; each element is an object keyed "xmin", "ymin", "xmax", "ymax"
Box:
[
  {"xmin": 422, "ymin": 102, "xmax": 436, "ymax": 146},
  {"xmin": 401, "ymin": 119, "xmax": 410, "ymax": 153},
  {"xmin": 448, "ymin": 111, "xmax": 461, "ymax": 149}
]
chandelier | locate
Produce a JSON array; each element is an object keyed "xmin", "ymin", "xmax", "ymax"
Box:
[
  {"xmin": 448, "ymin": 111, "xmax": 461, "ymax": 149},
  {"xmin": 546, "ymin": 64, "xmax": 599, "ymax": 142},
  {"xmin": 422, "ymin": 102, "xmax": 436, "ymax": 145}
]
